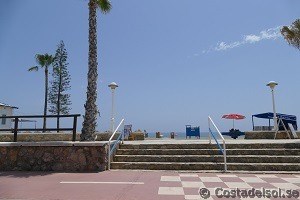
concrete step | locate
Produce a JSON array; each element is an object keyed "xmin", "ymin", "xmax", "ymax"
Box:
[
  {"xmin": 120, "ymin": 143, "xmax": 300, "ymax": 150},
  {"xmin": 110, "ymin": 162, "xmax": 300, "ymax": 171},
  {"xmin": 116, "ymin": 148, "xmax": 300, "ymax": 156},
  {"xmin": 113, "ymin": 155, "xmax": 300, "ymax": 163}
]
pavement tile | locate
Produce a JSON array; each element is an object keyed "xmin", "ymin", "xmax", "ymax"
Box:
[
  {"xmin": 247, "ymin": 182, "xmax": 277, "ymax": 189},
  {"xmin": 184, "ymin": 195, "xmax": 201, "ymax": 200},
  {"xmin": 270, "ymin": 183, "xmax": 300, "ymax": 190},
  {"xmin": 161, "ymin": 176, "xmax": 181, "ymax": 182},
  {"xmin": 183, "ymin": 188, "xmax": 200, "ymax": 195},
  {"xmin": 180, "ymin": 177, "xmax": 202, "ymax": 182},
  {"xmin": 179, "ymin": 174, "xmax": 199, "ymax": 177},
  {"xmin": 185, "ymin": 195, "xmax": 215, "ymax": 200},
  {"xmin": 225, "ymin": 182, "xmax": 252, "ymax": 188},
  {"xmin": 219, "ymin": 177, "xmax": 244, "ymax": 182},
  {"xmin": 200, "ymin": 177, "xmax": 223, "ymax": 183},
  {"xmin": 158, "ymin": 187, "xmax": 185, "ymax": 195},
  {"xmin": 203, "ymin": 182, "xmax": 228, "ymax": 188},
  {"xmin": 294, "ymin": 183, "xmax": 300, "ymax": 187},
  {"xmin": 240, "ymin": 177, "xmax": 266, "ymax": 183},
  {"xmin": 236, "ymin": 174, "xmax": 258, "ymax": 177},
  {"xmin": 198, "ymin": 173, "xmax": 218, "ymax": 177},
  {"xmin": 157, "ymin": 195, "xmax": 185, "ymax": 200},
  {"xmin": 212, "ymin": 196, "xmax": 240, "ymax": 200},
  {"xmin": 276, "ymin": 174, "xmax": 298, "ymax": 178},
  {"xmin": 184, "ymin": 195, "xmax": 214, "ymax": 200},
  {"xmin": 261, "ymin": 177, "xmax": 288, "ymax": 183},
  {"xmin": 255, "ymin": 174, "xmax": 278, "ymax": 178},
  {"xmin": 182, "ymin": 181, "xmax": 205, "ymax": 188},
  {"xmin": 217, "ymin": 174, "xmax": 238, "ymax": 178},
  {"xmin": 159, "ymin": 181, "xmax": 183, "ymax": 187},
  {"xmin": 207, "ymin": 187, "xmax": 218, "ymax": 194},
  {"xmin": 282, "ymin": 178, "xmax": 300, "ymax": 184}
]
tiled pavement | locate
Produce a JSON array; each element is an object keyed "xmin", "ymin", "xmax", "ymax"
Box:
[
  {"xmin": 0, "ymin": 171, "xmax": 299, "ymax": 200},
  {"xmin": 158, "ymin": 173, "xmax": 300, "ymax": 200}
]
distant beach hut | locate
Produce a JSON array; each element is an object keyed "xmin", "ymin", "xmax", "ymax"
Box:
[{"xmin": 0, "ymin": 102, "xmax": 18, "ymax": 129}]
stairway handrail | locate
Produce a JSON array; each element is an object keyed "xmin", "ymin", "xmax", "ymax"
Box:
[
  {"xmin": 108, "ymin": 118, "xmax": 125, "ymax": 170},
  {"xmin": 208, "ymin": 116, "xmax": 227, "ymax": 172}
]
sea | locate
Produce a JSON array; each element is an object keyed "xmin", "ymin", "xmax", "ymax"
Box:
[{"xmin": 146, "ymin": 132, "xmax": 245, "ymax": 140}]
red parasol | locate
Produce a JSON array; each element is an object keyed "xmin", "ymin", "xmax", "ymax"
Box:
[{"xmin": 222, "ymin": 114, "xmax": 245, "ymax": 129}]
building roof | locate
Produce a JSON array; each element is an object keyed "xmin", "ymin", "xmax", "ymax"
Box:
[{"xmin": 0, "ymin": 102, "xmax": 18, "ymax": 109}]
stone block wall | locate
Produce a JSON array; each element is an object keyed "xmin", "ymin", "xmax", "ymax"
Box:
[
  {"xmin": 0, "ymin": 142, "xmax": 108, "ymax": 171},
  {"xmin": 245, "ymin": 131, "xmax": 300, "ymax": 139},
  {"xmin": 0, "ymin": 132, "xmax": 120, "ymax": 142}
]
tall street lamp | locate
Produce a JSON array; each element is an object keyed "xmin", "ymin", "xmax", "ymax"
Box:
[
  {"xmin": 108, "ymin": 82, "xmax": 118, "ymax": 133},
  {"xmin": 266, "ymin": 81, "xmax": 278, "ymax": 131}
]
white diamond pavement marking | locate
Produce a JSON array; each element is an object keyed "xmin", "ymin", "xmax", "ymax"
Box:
[
  {"xmin": 217, "ymin": 174, "xmax": 238, "ymax": 178},
  {"xmin": 184, "ymin": 195, "xmax": 214, "ymax": 200},
  {"xmin": 200, "ymin": 177, "xmax": 223, "ymax": 183},
  {"xmin": 282, "ymin": 178, "xmax": 300, "ymax": 184},
  {"xmin": 182, "ymin": 181, "xmax": 206, "ymax": 188},
  {"xmin": 158, "ymin": 174, "xmax": 300, "ymax": 199},
  {"xmin": 161, "ymin": 176, "xmax": 181, "ymax": 182},
  {"xmin": 225, "ymin": 182, "xmax": 252, "ymax": 189},
  {"xmin": 271, "ymin": 183, "xmax": 300, "ymax": 190},
  {"xmin": 158, "ymin": 187, "xmax": 184, "ymax": 195},
  {"xmin": 255, "ymin": 174, "xmax": 278, "ymax": 178},
  {"xmin": 240, "ymin": 177, "xmax": 266, "ymax": 183},
  {"xmin": 179, "ymin": 174, "xmax": 199, "ymax": 177}
]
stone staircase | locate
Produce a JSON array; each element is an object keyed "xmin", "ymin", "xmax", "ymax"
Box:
[{"xmin": 110, "ymin": 142, "xmax": 300, "ymax": 172}]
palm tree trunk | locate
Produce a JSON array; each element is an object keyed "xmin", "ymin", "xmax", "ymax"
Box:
[
  {"xmin": 43, "ymin": 66, "xmax": 48, "ymax": 132},
  {"xmin": 81, "ymin": 0, "xmax": 98, "ymax": 141}
]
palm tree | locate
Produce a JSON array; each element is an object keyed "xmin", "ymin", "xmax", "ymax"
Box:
[
  {"xmin": 81, "ymin": 0, "xmax": 112, "ymax": 141},
  {"xmin": 281, "ymin": 19, "xmax": 300, "ymax": 51},
  {"xmin": 28, "ymin": 54, "xmax": 54, "ymax": 132}
]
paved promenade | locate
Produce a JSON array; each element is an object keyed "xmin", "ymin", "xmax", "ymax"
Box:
[{"xmin": 0, "ymin": 170, "xmax": 299, "ymax": 200}]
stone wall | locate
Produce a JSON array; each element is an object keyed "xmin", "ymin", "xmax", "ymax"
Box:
[
  {"xmin": 0, "ymin": 132, "xmax": 120, "ymax": 142},
  {"xmin": 245, "ymin": 131, "xmax": 300, "ymax": 139},
  {"xmin": 0, "ymin": 142, "xmax": 108, "ymax": 171}
]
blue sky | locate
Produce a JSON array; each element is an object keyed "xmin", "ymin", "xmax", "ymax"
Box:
[{"xmin": 0, "ymin": 0, "xmax": 300, "ymax": 132}]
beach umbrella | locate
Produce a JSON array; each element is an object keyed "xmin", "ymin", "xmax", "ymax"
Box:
[{"xmin": 222, "ymin": 114, "xmax": 245, "ymax": 129}]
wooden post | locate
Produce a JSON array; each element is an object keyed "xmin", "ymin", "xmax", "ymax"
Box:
[
  {"xmin": 72, "ymin": 116, "xmax": 78, "ymax": 142},
  {"xmin": 13, "ymin": 117, "xmax": 19, "ymax": 142}
]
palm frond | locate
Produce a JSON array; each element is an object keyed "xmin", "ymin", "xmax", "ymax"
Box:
[
  {"xmin": 35, "ymin": 54, "xmax": 46, "ymax": 67},
  {"xmin": 281, "ymin": 26, "xmax": 295, "ymax": 41},
  {"xmin": 281, "ymin": 19, "xmax": 300, "ymax": 50},
  {"xmin": 35, "ymin": 53, "xmax": 54, "ymax": 67},
  {"xmin": 292, "ymin": 19, "xmax": 300, "ymax": 32},
  {"xmin": 96, "ymin": 0, "xmax": 112, "ymax": 14},
  {"xmin": 28, "ymin": 66, "xmax": 39, "ymax": 72},
  {"xmin": 45, "ymin": 54, "xmax": 54, "ymax": 66}
]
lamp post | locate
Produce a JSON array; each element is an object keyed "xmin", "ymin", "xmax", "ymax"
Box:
[
  {"xmin": 266, "ymin": 81, "xmax": 278, "ymax": 131},
  {"xmin": 108, "ymin": 82, "xmax": 118, "ymax": 133}
]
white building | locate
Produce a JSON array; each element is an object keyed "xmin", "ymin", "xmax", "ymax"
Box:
[{"xmin": 0, "ymin": 102, "xmax": 18, "ymax": 129}]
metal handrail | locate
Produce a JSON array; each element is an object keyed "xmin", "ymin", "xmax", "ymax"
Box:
[
  {"xmin": 208, "ymin": 116, "xmax": 227, "ymax": 172},
  {"xmin": 108, "ymin": 118, "xmax": 125, "ymax": 170}
]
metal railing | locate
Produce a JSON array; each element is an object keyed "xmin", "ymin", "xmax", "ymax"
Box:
[
  {"xmin": 108, "ymin": 118, "xmax": 125, "ymax": 170},
  {"xmin": 208, "ymin": 116, "xmax": 227, "ymax": 172},
  {"xmin": 0, "ymin": 114, "xmax": 80, "ymax": 142}
]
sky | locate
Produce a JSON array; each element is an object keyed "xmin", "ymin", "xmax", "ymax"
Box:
[{"xmin": 0, "ymin": 0, "xmax": 300, "ymax": 133}]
